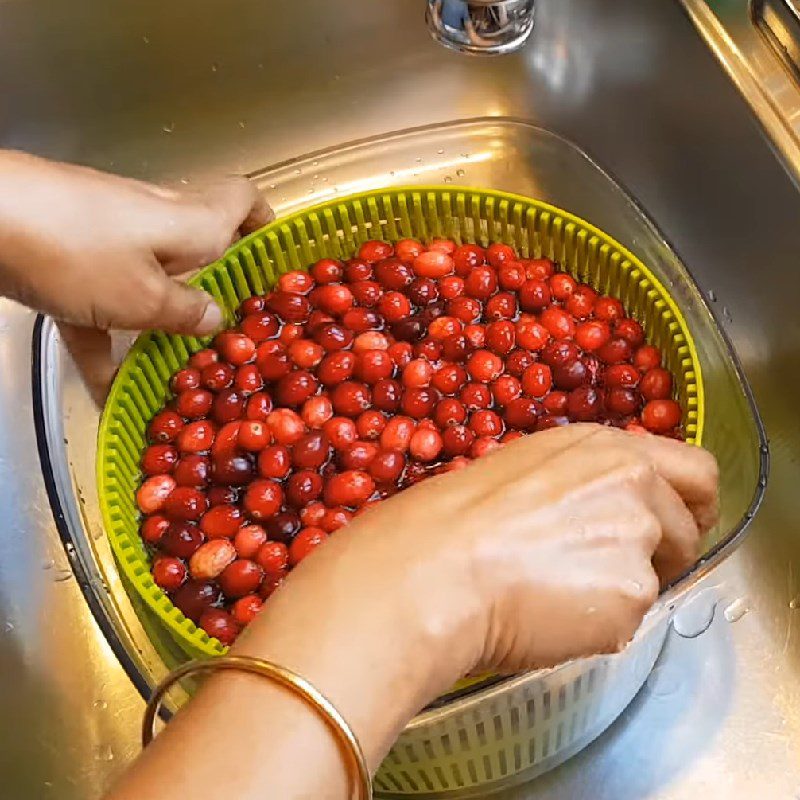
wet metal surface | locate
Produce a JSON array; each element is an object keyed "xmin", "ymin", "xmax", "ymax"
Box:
[{"xmin": 2, "ymin": 0, "xmax": 800, "ymax": 797}]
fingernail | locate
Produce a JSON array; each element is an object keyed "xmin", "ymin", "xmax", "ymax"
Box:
[{"xmin": 197, "ymin": 301, "xmax": 223, "ymax": 335}]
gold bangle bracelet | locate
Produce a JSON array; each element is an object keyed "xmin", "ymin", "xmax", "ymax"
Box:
[{"xmin": 142, "ymin": 655, "xmax": 372, "ymax": 800}]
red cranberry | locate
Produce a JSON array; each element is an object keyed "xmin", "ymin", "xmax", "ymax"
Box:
[
  {"xmin": 434, "ymin": 397, "xmax": 467, "ymax": 427},
  {"xmin": 266, "ymin": 409, "xmax": 306, "ymax": 444},
  {"xmin": 172, "ymin": 580, "xmax": 219, "ymax": 622},
  {"xmin": 506, "ymin": 349, "xmax": 536, "ymax": 377},
  {"xmin": 606, "ymin": 388, "xmax": 641, "ymax": 416},
  {"xmin": 243, "ymin": 479, "xmax": 284, "ymax": 520},
  {"xmin": 255, "ymin": 540, "xmax": 289, "ymax": 574},
  {"xmin": 171, "ymin": 368, "xmax": 201, "ymax": 393},
  {"xmin": 163, "ymin": 486, "xmax": 208, "ymax": 521},
  {"xmin": 323, "ymin": 417, "xmax": 358, "ymax": 450},
  {"xmin": 216, "ymin": 332, "xmax": 256, "ymax": 366},
  {"xmin": 189, "ymin": 539, "xmax": 236, "ymax": 580},
  {"xmin": 235, "ymin": 364, "xmax": 263, "ymax": 395},
  {"xmin": 566, "ymin": 285, "xmax": 597, "ymax": 318},
  {"xmin": 359, "ymin": 240, "xmax": 394, "ymax": 263},
  {"xmin": 543, "ymin": 391, "xmax": 569, "ymax": 415},
  {"xmin": 553, "ymin": 359, "xmax": 589, "ymax": 391},
  {"xmin": 188, "ymin": 349, "xmax": 219, "ymax": 371},
  {"xmin": 522, "ymin": 363, "xmax": 552, "ymax": 398},
  {"xmin": 567, "ymin": 386, "xmax": 602, "ymax": 421},
  {"xmin": 453, "ymin": 244, "xmax": 486, "ymax": 275},
  {"xmin": 238, "ymin": 420, "xmax": 271, "ymax": 451},
  {"xmin": 378, "ymin": 291, "xmax": 412, "ymax": 323},
  {"xmin": 459, "ymin": 382, "xmax": 492, "ymax": 411},
  {"xmin": 353, "ymin": 331, "xmax": 389, "ymax": 352},
  {"xmin": 324, "ymin": 470, "xmax": 375, "ymax": 507},
  {"xmin": 199, "ymin": 608, "xmax": 241, "ymax": 645},
  {"xmin": 349, "ymin": 281, "xmax": 383, "ymax": 308},
  {"xmin": 634, "ymin": 345, "xmax": 662, "ymax": 371},
  {"xmin": 374, "ymin": 257, "xmax": 414, "ymax": 290},
  {"xmin": 258, "ymin": 444, "xmax": 291, "ymax": 480},
  {"xmin": 148, "ymin": 410, "xmax": 184, "ymax": 443},
  {"xmin": 286, "ymin": 470, "xmax": 324, "ymax": 506},
  {"xmin": 369, "ymin": 450, "xmax": 406, "ymax": 483},
  {"xmin": 234, "ymin": 524, "xmax": 268, "ymax": 559},
  {"xmin": 278, "ymin": 271, "xmax": 314, "ymax": 293},
  {"xmin": 200, "ymin": 504, "xmax": 243, "ymax": 539},
  {"xmin": 211, "ymin": 453, "xmax": 255, "ymax": 486},
  {"xmin": 212, "ymin": 389, "xmax": 246, "ymax": 424},
  {"xmin": 256, "ymin": 343, "xmax": 291, "ymax": 381},
  {"xmin": 504, "ymin": 397, "xmax": 540, "ymax": 430},
  {"xmin": 642, "ymin": 399, "xmax": 682, "ymax": 433},
  {"xmin": 466, "ymin": 350, "xmax": 503, "ymax": 383},
  {"xmin": 516, "ymin": 320, "xmax": 550, "ymax": 351},
  {"xmin": 219, "ymin": 559, "xmax": 264, "ymax": 598},
  {"xmin": 540, "ymin": 308, "xmax": 576, "ymax": 340},
  {"xmin": 519, "ymin": 279, "xmax": 551, "ymax": 311},
  {"xmin": 142, "ymin": 515, "xmax": 170, "ymax": 545},
  {"xmin": 465, "ymin": 266, "xmax": 498, "ymax": 300},
  {"xmin": 161, "ymin": 521, "xmax": 204, "ymax": 559},
  {"xmin": 486, "ymin": 243, "xmax": 515, "ymax": 267},
  {"xmin": 640, "ymin": 368, "xmax": 673, "ymax": 401},
  {"xmin": 469, "ymin": 409, "xmax": 504, "ymax": 437},
  {"xmin": 485, "ymin": 320, "xmax": 516, "ymax": 354},
  {"xmin": 498, "ymin": 262, "xmax": 526, "ymax": 290},
  {"xmin": 380, "ymin": 416, "xmax": 416, "ymax": 452},
  {"xmin": 442, "ymin": 424, "xmax": 475, "ymax": 456},
  {"xmin": 408, "ymin": 277, "xmax": 440, "ymax": 305},
  {"xmin": 311, "ymin": 258, "xmax": 344, "ymax": 284},
  {"xmin": 344, "ymin": 257, "xmax": 374, "ymax": 282},
  {"xmin": 267, "ymin": 291, "xmax": 311, "ymax": 323},
  {"xmin": 395, "ymin": 239, "xmax": 425, "ymax": 263},
  {"xmin": 491, "ymin": 375, "xmax": 522, "ymax": 406},
  {"xmin": 266, "ymin": 511, "xmax": 301, "ymax": 544},
  {"xmin": 176, "ymin": 388, "xmax": 213, "ymax": 419},
  {"xmin": 141, "ymin": 444, "xmax": 178, "ymax": 476},
  {"xmin": 595, "ymin": 296, "xmax": 625, "ymax": 322},
  {"xmin": 597, "ymin": 338, "xmax": 633, "ymax": 365},
  {"xmin": 401, "ymin": 387, "xmax": 438, "ymax": 419},
  {"xmin": 605, "ymin": 364, "xmax": 641, "ymax": 389},
  {"xmin": 152, "ymin": 556, "xmax": 187, "ymax": 592},
  {"xmin": 289, "ymin": 527, "xmax": 328, "ymax": 564},
  {"xmin": 301, "ymin": 395, "xmax": 334, "ymax": 429},
  {"xmin": 240, "ymin": 311, "xmax": 280, "ymax": 343},
  {"xmin": 233, "ymin": 594, "xmax": 264, "ymax": 626},
  {"xmin": 540, "ymin": 340, "xmax": 580, "ymax": 368},
  {"xmin": 409, "ymin": 428, "xmax": 443, "ymax": 462}
]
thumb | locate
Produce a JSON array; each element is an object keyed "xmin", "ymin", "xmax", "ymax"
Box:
[{"xmin": 135, "ymin": 267, "xmax": 223, "ymax": 336}]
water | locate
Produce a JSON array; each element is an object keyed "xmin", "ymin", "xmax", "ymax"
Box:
[
  {"xmin": 673, "ymin": 587, "xmax": 719, "ymax": 638},
  {"xmin": 94, "ymin": 744, "xmax": 114, "ymax": 762},
  {"xmin": 443, "ymin": 175, "xmax": 453, "ymax": 183},
  {"xmin": 456, "ymin": 168, "xmax": 466, "ymax": 177},
  {"xmin": 437, "ymin": 148, "xmax": 444, "ymax": 154},
  {"xmin": 723, "ymin": 597, "xmax": 750, "ymax": 623},
  {"xmin": 53, "ymin": 568, "xmax": 74, "ymax": 583},
  {"xmin": 789, "ymin": 597, "xmax": 800, "ymax": 610},
  {"xmin": 41, "ymin": 559, "xmax": 54, "ymax": 571},
  {"xmin": 645, "ymin": 664, "xmax": 681, "ymax": 697},
  {"xmin": 93, "ymin": 699, "xmax": 108, "ymax": 710},
  {"xmin": 708, "ymin": 289, "xmax": 717, "ymax": 302},
  {"xmin": 161, "ymin": 123, "xmax": 175, "ymax": 134}
]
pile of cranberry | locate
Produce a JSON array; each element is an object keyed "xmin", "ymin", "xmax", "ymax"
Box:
[{"xmin": 135, "ymin": 238, "xmax": 682, "ymax": 646}]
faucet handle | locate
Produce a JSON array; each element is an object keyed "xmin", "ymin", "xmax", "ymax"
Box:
[{"xmin": 426, "ymin": 0, "xmax": 535, "ymax": 55}]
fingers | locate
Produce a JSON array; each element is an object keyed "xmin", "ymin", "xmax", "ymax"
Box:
[
  {"xmin": 56, "ymin": 322, "xmax": 116, "ymax": 407},
  {"xmin": 645, "ymin": 474, "xmax": 702, "ymax": 587},
  {"xmin": 156, "ymin": 178, "xmax": 272, "ymax": 275},
  {"xmin": 620, "ymin": 430, "xmax": 719, "ymax": 533}
]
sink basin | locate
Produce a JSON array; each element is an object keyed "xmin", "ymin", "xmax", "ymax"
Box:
[{"xmin": 6, "ymin": 1, "xmax": 800, "ymax": 798}]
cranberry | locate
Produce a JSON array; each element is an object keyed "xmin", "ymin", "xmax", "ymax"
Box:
[
  {"xmin": 506, "ymin": 349, "xmax": 536, "ymax": 377},
  {"xmin": 615, "ymin": 318, "xmax": 645, "ymax": 347},
  {"xmin": 176, "ymin": 388, "xmax": 214, "ymax": 419},
  {"xmin": 485, "ymin": 320, "xmax": 516, "ymax": 354},
  {"xmin": 368, "ymin": 450, "xmax": 406, "ymax": 483},
  {"xmin": 395, "ymin": 238, "xmax": 425, "ymax": 263},
  {"xmin": 324, "ymin": 470, "xmax": 375, "ymax": 507},
  {"xmin": 148, "ymin": 410, "xmax": 184, "ymax": 443},
  {"xmin": 171, "ymin": 368, "xmax": 201, "ymax": 393},
  {"xmin": 413, "ymin": 250, "xmax": 454, "ymax": 278},
  {"xmin": 266, "ymin": 409, "xmax": 306, "ymax": 445},
  {"xmin": 267, "ymin": 291, "xmax": 311, "ymax": 323},
  {"xmin": 238, "ymin": 420, "xmax": 271, "ymax": 451},
  {"xmin": 640, "ymin": 368, "xmax": 673, "ymax": 401},
  {"xmin": 519, "ymin": 279, "xmax": 551, "ymax": 312},
  {"xmin": 453, "ymin": 244, "xmax": 486, "ymax": 275},
  {"xmin": 234, "ymin": 364, "xmax": 263, "ymax": 395},
  {"xmin": 597, "ymin": 337, "xmax": 633, "ymax": 365},
  {"xmin": 434, "ymin": 397, "xmax": 468, "ymax": 427},
  {"xmin": 566, "ymin": 285, "xmax": 597, "ymax": 318},
  {"xmin": 299, "ymin": 501, "xmax": 326, "ymax": 527},
  {"xmin": 440, "ymin": 276, "xmax": 465, "ymax": 300},
  {"xmin": 465, "ymin": 266, "xmax": 498, "ymax": 300},
  {"xmin": 208, "ymin": 486, "xmax": 238, "ymax": 506},
  {"xmin": 359, "ymin": 241, "xmax": 394, "ymax": 263},
  {"xmin": 469, "ymin": 409, "xmax": 504, "ymax": 437},
  {"xmin": 278, "ymin": 271, "xmax": 315, "ymax": 293},
  {"xmin": 575, "ymin": 320, "xmax": 611, "ymax": 352},
  {"xmin": 219, "ymin": 559, "xmax": 264, "ymax": 598},
  {"xmin": 240, "ymin": 311, "xmax": 280, "ymax": 343},
  {"xmin": 543, "ymin": 391, "xmax": 569, "ymax": 415},
  {"xmin": 642, "ymin": 399, "xmax": 682, "ymax": 433},
  {"xmin": 211, "ymin": 453, "xmax": 255, "ymax": 486},
  {"xmin": 340, "ymin": 441, "xmax": 379, "ymax": 470},
  {"xmin": 188, "ymin": 349, "xmax": 219, "ymax": 371},
  {"xmin": 216, "ymin": 332, "xmax": 256, "ymax": 365},
  {"xmin": 330, "ymin": 381, "xmax": 371, "ymax": 416},
  {"xmin": 409, "ymin": 428, "xmax": 444, "ymax": 462},
  {"xmin": 442, "ymin": 424, "xmax": 475, "ymax": 456},
  {"xmin": 292, "ymin": 432, "xmax": 331, "ymax": 469},
  {"xmin": 605, "ymin": 364, "xmax": 641, "ymax": 389},
  {"xmin": 280, "ymin": 322, "xmax": 306, "ymax": 344},
  {"xmin": 313, "ymin": 284, "xmax": 354, "ymax": 316},
  {"xmin": 522, "ymin": 363, "xmax": 552, "ymax": 398},
  {"xmin": 466, "ymin": 350, "xmax": 503, "ymax": 383},
  {"xmin": 353, "ymin": 331, "xmax": 389, "ymax": 352},
  {"xmin": 256, "ymin": 343, "xmax": 291, "ymax": 381},
  {"xmin": 553, "ymin": 359, "xmax": 589, "ymax": 391},
  {"xmin": 255, "ymin": 540, "xmax": 289, "ymax": 574},
  {"xmin": 380, "ymin": 416, "xmax": 416, "ymax": 452},
  {"xmin": 141, "ymin": 444, "xmax": 178, "ymax": 476},
  {"xmin": 243, "ymin": 479, "xmax": 284, "ymax": 520},
  {"xmin": 301, "ymin": 395, "xmax": 334, "ymax": 429},
  {"xmin": 172, "ymin": 453, "xmax": 211, "ymax": 489},
  {"xmin": 349, "ymin": 281, "xmax": 383, "ymax": 308},
  {"xmin": 401, "ymin": 387, "xmax": 438, "ymax": 419},
  {"xmin": 504, "ymin": 397, "xmax": 540, "ymax": 430},
  {"xmin": 317, "ymin": 351, "xmax": 356, "ymax": 385},
  {"xmin": 374, "ymin": 257, "xmax": 414, "ymax": 290},
  {"xmin": 323, "ymin": 417, "xmax": 358, "ymax": 450},
  {"xmin": 541, "ymin": 308, "xmax": 576, "ymax": 340},
  {"xmin": 498, "ymin": 262, "xmax": 526, "ymax": 291},
  {"xmin": 142, "ymin": 515, "xmax": 170, "ymax": 545},
  {"xmin": 516, "ymin": 320, "xmax": 550, "ymax": 351},
  {"xmin": 354, "ymin": 350, "xmax": 393, "ymax": 385},
  {"xmin": 260, "ymin": 573, "xmax": 286, "ymax": 598},
  {"xmin": 137, "ymin": 474, "xmax": 176, "ymax": 514},
  {"xmin": 173, "ymin": 580, "xmax": 219, "ymax": 622},
  {"xmin": 606, "ymin": 387, "xmax": 641, "ymax": 416},
  {"xmin": 459, "ymin": 382, "xmax": 492, "ymax": 411},
  {"xmin": 152, "ymin": 556, "xmax": 187, "ymax": 592},
  {"xmin": 274, "ymin": 370, "xmax": 319, "ymax": 408},
  {"xmin": 447, "ymin": 296, "xmax": 482, "ymax": 324},
  {"xmin": 313, "ymin": 322, "xmax": 354, "ymax": 351},
  {"xmin": 471, "ymin": 436, "xmax": 502, "ymax": 458},
  {"xmin": 200, "ymin": 504, "xmax": 243, "ymax": 539},
  {"xmin": 161, "ymin": 521, "xmax": 204, "ymax": 559},
  {"xmin": 486, "ymin": 243, "xmax": 515, "ymax": 268},
  {"xmin": 311, "ymin": 258, "xmax": 344, "ymax": 284},
  {"xmin": 286, "ymin": 470, "xmax": 324, "ymax": 506},
  {"xmin": 595, "ymin": 296, "xmax": 625, "ymax": 322},
  {"xmin": 567, "ymin": 386, "xmax": 602, "ymax": 421},
  {"xmin": 163, "ymin": 486, "xmax": 208, "ymax": 521},
  {"xmin": 232, "ymin": 594, "xmax": 264, "ymax": 626},
  {"xmin": 356, "ymin": 410, "xmax": 386, "ymax": 440},
  {"xmin": 491, "ymin": 375, "xmax": 522, "ymax": 406},
  {"xmin": 344, "ymin": 308, "xmax": 383, "ymax": 334},
  {"xmin": 266, "ymin": 511, "xmax": 302, "ymax": 544},
  {"xmin": 378, "ymin": 291, "xmax": 412, "ymax": 323},
  {"xmin": 288, "ymin": 339, "xmax": 324, "ymax": 369},
  {"xmin": 234, "ymin": 524, "xmax": 268, "ymax": 559},
  {"xmin": 199, "ymin": 608, "xmax": 240, "ymax": 645},
  {"xmin": 190, "ymin": 539, "xmax": 237, "ymax": 580},
  {"xmin": 634, "ymin": 345, "xmax": 662, "ymax": 371},
  {"xmin": 212, "ymin": 389, "xmax": 246, "ymax": 424},
  {"xmin": 540, "ymin": 340, "xmax": 580, "ymax": 368},
  {"xmin": 345, "ymin": 257, "xmax": 375, "ymax": 281},
  {"xmin": 289, "ymin": 527, "xmax": 328, "ymax": 565}
]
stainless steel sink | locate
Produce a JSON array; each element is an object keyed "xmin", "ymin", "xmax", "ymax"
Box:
[{"xmin": 4, "ymin": 1, "xmax": 800, "ymax": 798}]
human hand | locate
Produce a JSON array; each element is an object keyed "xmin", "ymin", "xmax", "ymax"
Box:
[
  {"xmin": 0, "ymin": 150, "xmax": 272, "ymax": 402},
  {"xmin": 110, "ymin": 425, "xmax": 718, "ymax": 800}
]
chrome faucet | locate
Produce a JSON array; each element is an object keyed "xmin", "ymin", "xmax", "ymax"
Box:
[{"xmin": 426, "ymin": 0, "xmax": 535, "ymax": 55}]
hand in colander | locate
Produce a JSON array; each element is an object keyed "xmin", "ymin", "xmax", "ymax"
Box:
[{"xmin": 106, "ymin": 423, "xmax": 718, "ymax": 800}]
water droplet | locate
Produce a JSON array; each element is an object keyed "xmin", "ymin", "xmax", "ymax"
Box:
[
  {"xmin": 456, "ymin": 169, "xmax": 466, "ymax": 177},
  {"xmin": 95, "ymin": 744, "xmax": 115, "ymax": 762},
  {"xmin": 294, "ymin": 168, "xmax": 302, "ymax": 175},
  {"xmin": 789, "ymin": 597, "xmax": 800, "ymax": 610},
  {"xmin": 41, "ymin": 559, "xmax": 54, "ymax": 571},
  {"xmin": 673, "ymin": 588, "xmax": 718, "ymax": 638},
  {"xmin": 238, "ymin": 121, "xmax": 246, "ymax": 129},
  {"xmin": 645, "ymin": 664, "xmax": 681, "ymax": 697},
  {"xmin": 586, "ymin": 606, "xmax": 596, "ymax": 615},
  {"xmin": 3, "ymin": 621, "xmax": 14, "ymax": 633},
  {"xmin": 708, "ymin": 289, "xmax": 717, "ymax": 302},
  {"xmin": 180, "ymin": 178, "xmax": 190, "ymax": 185},
  {"xmin": 43, "ymin": 781, "xmax": 53, "ymax": 790},
  {"xmin": 722, "ymin": 306, "xmax": 732, "ymax": 321},
  {"xmin": 415, "ymin": 157, "xmax": 423, "ymax": 163},
  {"xmin": 443, "ymin": 175, "xmax": 453, "ymax": 183},
  {"xmin": 723, "ymin": 597, "xmax": 750, "ymax": 622},
  {"xmin": 258, "ymin": 63, "xmax": 264, "ymax": 70},
  {"xmin": 389, "ymin": 171, "xmax": 396, "ymax": 177},
  {"xmin": 161, "ymin": 123, "xmax": 175, "ymax": 134},
  {"xmin": 312, "ymin": 160, "xmax": 319, "ymax": 167},
  {"xmin": 322, "ymin": 177, "xmax": 329, "ymax": 183},
  {"xmin": 211, "ymin": 63, "xmax": 218, "ymax": 73},
  {"xmin": 268, "ymin": 183, "xmax": 276, "ymax": 190},
  {"xmin": 308, "ymin": 188, "xmax": 314, "ymax": 194},
  {"xmin": 142, "ymin": 35, "xmax": 150, "ymax": 44},
  {"xmin": 93, "ymin": 699, "xmax": 108, "ymax": 710},
  {"xmin": 461, "ymin": 153, "xmax": 470, "ymax": 159},
  {"xmin": 437, "ymin": 148, "xmax": 444, "ymax": 154}
]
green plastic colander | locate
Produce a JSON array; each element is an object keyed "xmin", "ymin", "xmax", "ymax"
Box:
[{"xmin": 97, "ymin": 186, "xmax": 704, "ymax": 664}]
